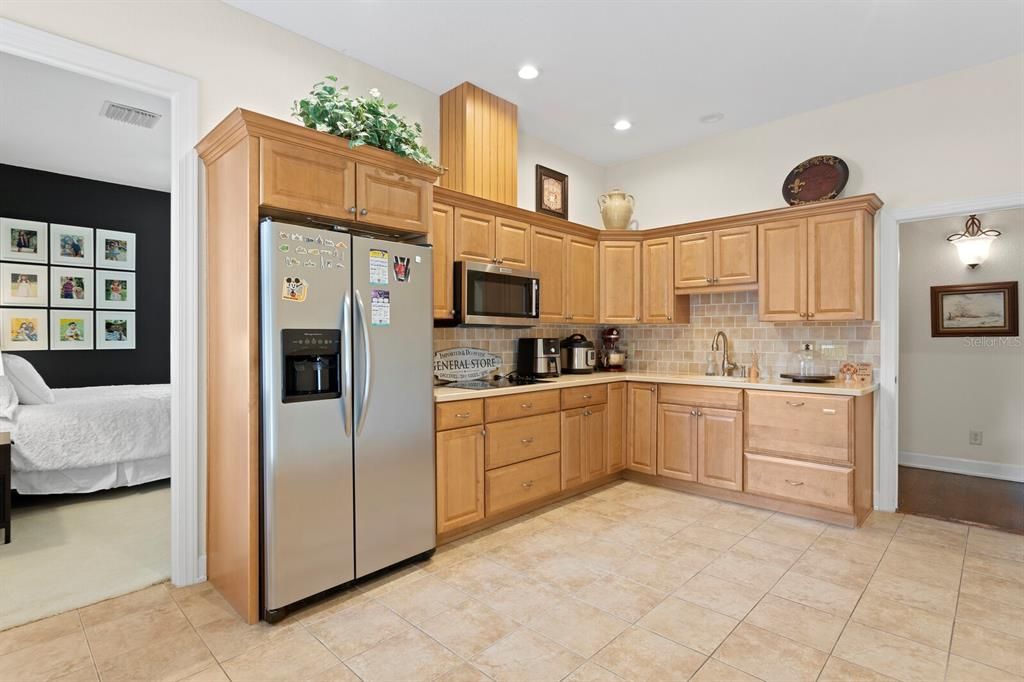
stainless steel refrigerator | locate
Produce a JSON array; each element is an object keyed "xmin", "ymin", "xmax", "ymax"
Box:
[{"xmin": 259, "ymin": 219, "xmax": 435, "ymax": 620}]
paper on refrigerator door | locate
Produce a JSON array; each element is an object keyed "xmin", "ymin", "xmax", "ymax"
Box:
[{"xmin": 371, "ymin": 289, "xmax": 390, "ymax": 326}]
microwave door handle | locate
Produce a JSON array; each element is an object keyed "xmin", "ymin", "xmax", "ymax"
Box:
[
  {"xmin": 354, "ymin": 289, "xmax": 372, "ymax": 435},
  {"xmin": 341, "ymin": 291, "xmax": 353, "ymax": 437},
  {"xmin": 532, "ymin": 279, "xmax": 539, "ymax": 317}
]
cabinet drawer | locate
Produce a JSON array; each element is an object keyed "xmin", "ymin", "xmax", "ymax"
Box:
[
  {"xmin": 485, "ymin": 390, "xmax": 560, "ymax": 422},
  {"xmin": 659, "ymin": 384, "xmax": 743, "ymax": 410},
  {"xmin": 746, "ymin": 391, "xmax": 852, "ymax": 463},
  {"xmin": 436, "ymin": 400, "xmax": 483, "ymax": 430},
  {"xmin": 744, "ymin": 453, "xmax": 853, "ymax": 512},
  {"xmin": 561, "ymin": 384, "xmax": 608, "ymax": 410},
  {"xmin": 486, "ymin": 412, "xmax": 560, "ymax": 469},
  {"xmin": 486, "ymin": 453, "xmax": 561, "ymax": 516}
]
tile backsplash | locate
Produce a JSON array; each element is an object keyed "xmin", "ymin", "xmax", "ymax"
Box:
[{"xmin": 432, "ymin": 291, "xmax": 880, "ymax": 379}]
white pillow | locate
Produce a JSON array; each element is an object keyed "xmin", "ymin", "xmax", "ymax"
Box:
[
  {"xmin": 0, "ymin": 376, "xmax": 18, "ymax": 419},
  {"xmin": 3, "ymin": 354, "xmax": 55, "ymax": 404}
]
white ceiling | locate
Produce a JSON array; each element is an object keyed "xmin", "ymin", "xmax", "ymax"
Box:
[
  {"xmin": 0, "ymin": 53, "xmax": 171, "ymax": 191},
  {"xmin": 227, "ymin": 0, "xmax": 1024, "ymax": 166}
]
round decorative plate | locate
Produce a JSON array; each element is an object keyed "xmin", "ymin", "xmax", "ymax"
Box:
[{"xmin": 782, "ymin": 155, "xmax": 849, "ymax": 206}]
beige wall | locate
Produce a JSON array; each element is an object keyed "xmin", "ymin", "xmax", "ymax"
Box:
[
  {"xmin": 899, "ymin": 209, "xmax": 1023, "ymax": 477},
  {"xmin": 517, "ymin": 132, "xmax": 607, "ymax": 228},
  {"xmin": 606, "ymin": 56, "xmax": 1024, "ymax": 227}
]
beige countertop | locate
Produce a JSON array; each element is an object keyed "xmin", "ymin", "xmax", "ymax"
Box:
[{"xmin": 434, "ymin": 371, "xmax": 878, "ymax": 402}]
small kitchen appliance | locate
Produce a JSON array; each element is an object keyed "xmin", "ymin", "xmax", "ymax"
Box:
[
  {"xmin": 780, "ymin": 343, "xmax": 835, "ymax": 383},
  {"xmin": 561, "ymin": 333, "xmax": 597, "ymax": 374},
  {"xmin": 516, "ymin": 338, "xmax": 560, "ymax": 378},
  {"xmin": 599, "ymin": 327, "xmax": 626, "ymax": 371}
]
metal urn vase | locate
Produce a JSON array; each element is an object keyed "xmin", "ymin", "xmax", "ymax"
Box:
[{"xmin": 598, "ymin": 189, "xmax": 638, "ymax": 230}]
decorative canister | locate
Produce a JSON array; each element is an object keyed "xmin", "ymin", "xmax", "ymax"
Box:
[{"xmin": 598, "ymin": 189, "xmax": 638, "ymax": 230}]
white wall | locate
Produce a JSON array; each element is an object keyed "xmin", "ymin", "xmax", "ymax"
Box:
[
  {"xmin": 517, "ymin": 132, "xmax": 607, "ymax": 227},
  {"xmin": 899, "ymin": 209, "xmax": 1023, "ymax": 480},
  {"xmin": 606, "ymin": 56, "xmax": 1024, "ymax": 227}
]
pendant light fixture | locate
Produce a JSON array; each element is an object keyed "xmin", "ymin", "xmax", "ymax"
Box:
[{"xmin": 947, "ymin": 214, "xmax": 1001, "ymax": 268}]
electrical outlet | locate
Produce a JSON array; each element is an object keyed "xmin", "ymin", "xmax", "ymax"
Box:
[
  {"xmin": 969, "ymin": 430, "xmax": 983, "ymax": 446},
  {"xmin": 819, "ymin": 343, "xmax": 848, "ymax": 361}
]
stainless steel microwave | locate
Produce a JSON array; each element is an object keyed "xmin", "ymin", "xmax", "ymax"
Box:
[{"xmin": 453, "ymin": 261, "xmax": 540, "ymax": 326}]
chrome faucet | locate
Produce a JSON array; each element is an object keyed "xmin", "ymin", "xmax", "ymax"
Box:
[{"xmin": 711, "ymin": 331, "xmax": 738, "ymax": 376}]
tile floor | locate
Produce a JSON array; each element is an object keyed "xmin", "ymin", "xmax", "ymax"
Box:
[{"xmin": 1, "ymin": 480, "xmax": 1022, "ymax": 681}]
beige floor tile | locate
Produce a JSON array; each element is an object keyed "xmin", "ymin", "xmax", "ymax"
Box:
[
  {"xmin": 770, "ymin": 572, "xmax": 862, "ymax": 617},
  {"xmin": 356, "ymin": 564, "xmax": 432, "ymax": 598},
  {"xmin": 714, "ymin": 622, "xmax": 827, "ymax": 682},
  {"xmin": 220, "ymin": 629, "xmax": 338, "ymax": 681},
  {"xmin": 563, "ymin": 661, "xmax": 624, "ymax": 681},
  {"xmin": 436, "ymin": 662, "xmax": 494, "ymax": 682},
  {"xmin": 484, "ymin": 573, "xmax": 567, "ymax": 624},
  {"xmin": 674, "ymin": 572, "xmax": 765, "ymax": 619},
  {"xmin": 418, "ymin": 598, "xmax": 519, "ymax": 659},
  {"xmin": 945, "ymin": 654, "xmax": 1024, "ymax": 682},
  {"xmin": 180, "ymin": 664, "xmax": 230, "ymax": 682},
  {"xmin": 689, "ymin": 657, "xmax": 760, "ymax": 682},
  {"xmin": 817, "ymin": 656, "xmax": 898, "ymax": 681},
  {"xmin": 591, "ymin": 626, "xmax": 706, "ymax": 682},
  {"xmin": 0, "ymin": 629, "xmax": 93, "ymax": 682},
  {"xmin": 193, "ymin": 613, "xmax": 303, "ymax": 663},
  {"xmin": 810, "ymin": 534, "xmax": 887, "ymax": 565},
  {"xmin": 0, "ymin": 611, "xmax": 82, "ymax": 656},
  {"xmin": 482, "ymin": 539, "xmax": 551, "ymax": 572},
  {"xmin": 789, "ymin": 548, "xmax": 877, "ymax": 590},
  {"xmin": 963, "ymin": 553, "xmax": 1024, "ymax": 585},
  {"xmin": 879, "ymin": 540, "xmax": 964, "ymax": 590},
  {"xmin": 433, "ymin": 555, "xmax": 520, "ymax": 596},
  {"xmin": 345, "ymin": 627, "xmax": 461, "ymax": 682},
  {"xmin": 170, "ymin": 583, "xmax": 240, "ymax": 629},
  {"xmin": 747, "ymin": 514, "xmax": 825, "ymax": 551},
  {"xmin": 307, "ymin": 662, "xmax": 362, "ymax": 682},
  {"xmin": 573, "ymin": 573, "xmax": 667, "ymax": 622},
  {"xmin": 960, "ymin": 569, "xmax": 1024, "ymax": 608},
  {"xmin": 950, "ymin": 620, "xmax": 1024, "ymax": 676},
  {"xmin": 610, "ymin": 551, "xmax": 699, "ymax": 593},
  {"xmin": 97, "ymin": 627, "xmax": 216, "ymax": 682},
  {"xmin": 50, "ymin": 665, "xmax": 100, "ymax": 682},
  {"xmin": 864, "ymin": 571, "xmax": 959, "ymax": 617},
  {"xmin": 471, "ymin": 628, "xmax": 585, "ymax": 682},
  {"xmin": 699, "ymin": 504, "xmax": 773, "ymax": 535},
  {"xmin": 292, "ymin": 588, "xmax": 372, "ymax": 626},
  {"xmin": 701, "ymin": 551, "xmax": 787, "ymax": 592},
  {"xmin": 524, "ymin": 596, "xmax": 629, "ymax": 658},
  {"xmin": 851, "ymin": 591, "xmax": 953, "ymax": 650},
  {"xmin": 745, "ymin": 594, "xmax": 847, "ymax": 652},
  {"xmin": 306, "ymin": 600, "xmax": 414, "ymax": 660},
  {"xmin": 643, "ymin": 537, "xmax": 721, "ymax": 571},
  {"xmin": 886, "ymin": 535, "xmax": 965, "ymax": 566},
  {"xmin": 83, "ymin": 599, "xmax": 192, "ymax": 664},
  {"xmin": 78, "ymin": 583, "xmax": 173, "ymax": 630},
  {"xmin": 968, "ymin": 526, "xmax": 1024, "ymax": 562},
  {"xmin": 956, "ymin": 591, "xmax": 1024, "ymax": 638},
  {"xmin": 592, "ymin": 521, "xmax": 675, "ymax": 550},
  {"xmin": 636, "ymin": 597, "xmax": 738, "ymax": 654},
  {"xmin": 568, "ymin": 539, "xmax": 637, "ymax": 574},
  {"xmin": 821, "ymin": 524, "xmax": 895, "ymax": 551},
  {"xmin": 626, "ymin": 507, "xmax": 698, "ymax": 535},
  {"xmin": 420, "ymin": 539, "xmax": 478, "ymax": 573},
  {"xmin": 673, "ymin": 523, "xmax": 744, "ymax": 552},
  {"xmin": 896, "ymin": 516, "xmax": 968, "ymax": 551},
  {"xmin": 373, "ymin": 573, "xmax": 470, "ymax": 624},
  {"xmin": 728, "ymin": 536, "xmax": 802, "ymax": 570},
  {"xmin": 522, "ymin": 553, "xmax": 607, "ymax": 593},
  {"xmin": 833, "ymin": 621, "xmax": 948, "ymax": 681},
  {"xmin": 862, "ymin": 511, "xmax": 904, "ymax": 532}
]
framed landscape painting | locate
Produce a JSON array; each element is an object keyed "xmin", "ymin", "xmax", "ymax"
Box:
[{"xmin": 930, "ymin": 281, "xmax": 1019, "ymax": 337}]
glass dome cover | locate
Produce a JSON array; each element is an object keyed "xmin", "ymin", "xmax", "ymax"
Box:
[{"xmin": 781, "ymin": 343, "xmax": 834, "ymax": 382}]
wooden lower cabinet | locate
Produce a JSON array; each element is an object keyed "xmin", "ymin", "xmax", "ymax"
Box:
[
  {"xmin": 698, "ymin": 407, "xmax": 743, "ymax": 491},
  {"xmin": 562, "ymin": 404, "xmax": 608, "ymax": 489},
  {"xmin": 657, "ymin": 404, "xmax": 698, "ymax": 481},
  {"xmin": 607, "ymin": 383, "xmax": 627, "ymax": 472},
  {"xmin": 435, "ymin": 425, "xmax": 485, "ymax": 534},
  {"xmin": 486, "ymin": 453, "xmax": 561, "ymax": 515},
  {"xmin": 627, "ymin": 383, "xmax": 657, "ymax": 474}
]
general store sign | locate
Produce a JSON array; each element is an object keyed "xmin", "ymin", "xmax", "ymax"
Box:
[{"xmin": 433, "ymin": 347, "xmax": 502, "ymax": 382}]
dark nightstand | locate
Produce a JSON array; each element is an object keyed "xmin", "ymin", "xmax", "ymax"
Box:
[{"xmin": 1, "ymin": 435, "xmax": 10, "ymax": 544}]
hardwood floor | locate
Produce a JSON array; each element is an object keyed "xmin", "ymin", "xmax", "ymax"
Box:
[{"xmin": 899, "ymin": 465, "xmax": 1024, "ymax": 533}]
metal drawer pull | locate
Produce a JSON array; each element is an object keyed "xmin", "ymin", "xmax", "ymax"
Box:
[
  {"xmin": 582, "ymin": 394, "xmax": 592, "ymax": 399},
  {"xmin": 822, "ymin": 408, "xmax": 836, "ymax": 415},
  {"xmin": 785, "ymin": 479, "xmax": 805, "ymax": 486},
  {"xmin": 455, "ymin": 412, "xmax": 471, "ymax": 419},
  {"xmin": 521, "ymin": 403, "xmax": 533, "ymax": 409},
  {"xmin": 521, "ymin": 437, "xmax": 534, "ymax": 444},
  {"xmin": 583, "ymin": 409, "xmax": 592, "ymax": 417},
  {"xmin": 786, "ymin": 401, "xmax": 805, "ymax": 407},
  {"xmin": 521, "ymin": 480, "xmax": 534, "ymax": 488}
]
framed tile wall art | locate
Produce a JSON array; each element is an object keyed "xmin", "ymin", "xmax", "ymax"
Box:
[
  {"xmin": 96, "ymin": 229, "xmax": 135, "ymax": 270},
  {"xmin": 50, "ymin": 267, "xmax": 94, "ymax": 308},
  {"xmin": 50, "ymin": 310, "xmax": 94, "ymax": 350},
  {"xmin": 95, "ymin": 311, "xmax": 135, "ymax": 350},
  {"xmin": 1, "ymin": 308, "xmax": 48, "ymax": 351},
  {"xmin": 50, "ymin": 224, "xmax": 94, "ymax": 267},
  {"xmin": 0, "ymin": 263, "xmax": 48, "ymax": 307},
  {"xmin": 0, "ymin": 218, "xmax": 48, "ymax": 263},
  {"xmin": 95, "ymin": 270, "xmax": 135, "ymax": 310}
]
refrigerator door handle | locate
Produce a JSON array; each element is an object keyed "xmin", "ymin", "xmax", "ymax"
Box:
[
  {"xmin": 341, "ymin": 291, "xmax": 353, "ymax": 437},
  {"xmin": 354, "ymin": 289, "xmax": 373, "ymax": 435}
]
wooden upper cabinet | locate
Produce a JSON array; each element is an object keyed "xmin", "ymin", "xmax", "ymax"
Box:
[
  {"xmin": 606, "ymin": 383, "xmax": 627, "ymax": 472},
  {"xmin": 435, "ymin": 425, "xmax": 485, "ymax": 535},
  {"xmin": 599, "ymin": 241, "xmax": 642, "ymax": 324},
  {"xmin": 355, "ymin": 162, "xmax": 431, "ymax": 233},
  {"xmin": 759, "ymin": 218, "xmax": 807, "ymax": 321},
  {"xmin": 494, "ymin": 217, "xmax": 530, "ymax": 268},
  {"xmin": 431, "ymin": 203, "xmax": 455, "ymax": 320},
  {"xmin": 674, "ymin": 232, "xmax": 714, "ymax": 289},
  {"xmin": 453, "ymin": 208, "xmax": 495, "ymax": 264},
  {"xmin": 698, "ymin": 407, "xmax": 743, "ymax": 491},
  {"xmin": 626, "ymin": 383, "xmax": 657, "ymax": 474},
  {"xmin": 566, "ymin": 236, "xmax": 599, "ymax": 323},
  {"xmin": 807, "ymin": 211, "xmax": 871, "ymax": 320},
  {"xmin": 643, "ymin": 237, "xmax": 682, "ymax": 324},
  {"xmin": 531, "ymin": 226, "xmax": 567, "ymax": 322},
  {"xmin": 260, "ymin": 138, "xmax": 355, "ymax": 221},
  {"xmin": 714, "ymin": 225, "xmax": 758, "ymax": 286},
  {"xmin": 657, "ymin": 403, "xmax": 698, "ymax": 481}
]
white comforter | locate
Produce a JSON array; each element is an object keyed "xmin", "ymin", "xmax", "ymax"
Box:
[{"xmin": 5, "ymin": 384, "xmax": 170, "ymax": 472}]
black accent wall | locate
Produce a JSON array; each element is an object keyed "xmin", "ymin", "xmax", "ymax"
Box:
[{"xmin": 0, "ymin": 164, "xmax": 170, "ymax": 388}]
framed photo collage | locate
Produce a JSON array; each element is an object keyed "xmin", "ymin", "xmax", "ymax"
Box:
[{"xmin": 0, "ymin": 217, "xmax": 137, "ymax": 352}]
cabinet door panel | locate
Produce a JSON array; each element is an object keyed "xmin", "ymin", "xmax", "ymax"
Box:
[
  {"xmin": 355, "ymin": 162, "xmax": 431, "ymax": 233},
  {"xmin": 714, "ymin": 225, "xmax": 758, "ymax": 286},
  {"xmin": 494, "ymin": 217, "xmax": 530, "ymax": 269},
  {"xmin": 260, "ymin": 138, "xmax": 355, "ymax": 221},
  {"xmin": 643, "ymin": 237, "xmax": 676, "ymax": 323},
  {"xmin": 758, "ymin": 219, "xmax": 807, "ymax": 321},
  {"xmin": 454, "ymin": 208, "xmax": 495, "ymax": 264},
  {"xmin": 561, "ymin": 408, "xmax": 585, "ymax": 490},
  {"xmin": 626, "ymin": 383, "xmax": 657, "ymax": 474},
  {"xmin": 530, "ymin": 226, "xmax": 567, "ymax": 322},
  {"xmin": 431, "ymin": 204, "xmax": 455, "ymax": 320},
  {"xmin": 606, "ymin": 383, "xmax": 627, "ymax": 473},
  {"xmin": 567, "ymin": 236, "xmax": 599, "ymax": 323},
  {"xmin": 585, "ymin": 404, "xmax": 608, "ymax": 481},
  {"xmin": 657, "ymin": 404, "xmax": 698, "ymax": 481},
  {"xmin": 436, "ymin": 425, "xmax": 485, "ymax": 534},
  {"xmin": 697, "ymin": 407, "xmax": 743, "ymax": 491},
  {"xmin": 807, "ymin": 211, "xmax": 869, "ymax": 320},
  {"xmin": 674, "ymin": 231, "xmax": 714, "ymax": 289},
  {"xmin": 599, "ymin": 241, "xmax": 641, "ymax": 324}
]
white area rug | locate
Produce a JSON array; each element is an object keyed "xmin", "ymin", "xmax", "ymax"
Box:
[{"xmin": 0, "ymin": 481, "xmax": 170, "ymax": 630}]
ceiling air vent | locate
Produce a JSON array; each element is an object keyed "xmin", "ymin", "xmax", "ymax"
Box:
[{"xmin": 99, "ymin": 100, "xmax": 162, "ymax": 129}]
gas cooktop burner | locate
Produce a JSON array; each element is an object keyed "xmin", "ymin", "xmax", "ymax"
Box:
[{"xmin": 443, "ymin": 375, "xmax": 555, "ymax": 390}]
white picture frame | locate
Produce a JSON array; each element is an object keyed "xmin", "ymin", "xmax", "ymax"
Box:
[
  {"xmin": 95, "ymin": 310, "xmax": 135, "ymax": 350},
  {"xmin": 50, "ymin": 266, "xmax": 95, "ymax": 308},
  {"xmin": 0, "ymin": 218, "xmax": 49, "ymax": 263},
  {"xmin": 49, "ymin": 309, "xmax": 94, "ymax": 351},
  {"xmin": 95, "ymin": 270, "xmax": 135, "ymax": 310},
  {"xmin": 1, "ymin": 308, "xmax": 49, "ymax": 351},
  {"xmin": 95, "ymin": 228, "xmax": 136, "ymax": 270},
  {"xmin": 49, "ymin": 224, "xmax": 94, "ymax": 267},
  {"xmin": 0, "ymin": 263, "xmax": 48, "ymax": 307}
]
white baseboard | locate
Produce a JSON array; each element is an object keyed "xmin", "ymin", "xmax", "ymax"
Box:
[{"xmin": 900, "ymin": 451, "xmax": 1024, "ymax": 483}]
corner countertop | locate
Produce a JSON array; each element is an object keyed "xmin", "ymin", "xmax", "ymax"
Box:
[{"xmin": 433, "ymin": 372, "xmax": 879, "ymax": 402}]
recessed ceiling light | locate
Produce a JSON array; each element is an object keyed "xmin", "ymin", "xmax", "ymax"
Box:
[
  {"xmin": 613, "ymin": 119, "xmax": 632, "ymax": 131},
  {"xmin": 517, "ymin": 65, "xmax": 540, "ymax": 80},
  {"xmin": 699, "ymin": 112, "xmax": 725, "ymax": 124}
]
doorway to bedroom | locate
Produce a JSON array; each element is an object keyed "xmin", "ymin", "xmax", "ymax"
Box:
[{"xmin": 0, "ymin": 52, "xmax": 173, "ymax": 630}]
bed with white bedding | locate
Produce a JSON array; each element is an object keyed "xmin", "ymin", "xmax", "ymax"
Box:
[{"xmin": 4, "ymin": 384, "xmax": 171, "ymax": 494}]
